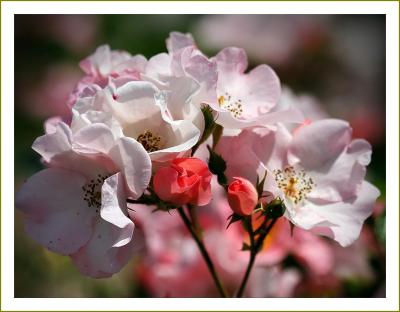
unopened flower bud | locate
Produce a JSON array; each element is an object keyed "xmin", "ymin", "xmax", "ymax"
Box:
[{"xmin": 227, "ymin": 177, "xmax": 258, "ymax": 216}]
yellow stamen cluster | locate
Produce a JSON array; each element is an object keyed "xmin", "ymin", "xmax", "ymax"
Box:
[
  {"xmin": 218, "ymin": 92, "xmax": 243, "ymax": 118},
  {"xmin": 82, "ymin": 174, "xmax": 109, "ymax": 211},
  {"xmin": 137, "ymin": 130, "xmax": 163, "ymax": 152},
  {"xmin": 273, "ymin": 166, "xmax": 315, "ymax": 204}
]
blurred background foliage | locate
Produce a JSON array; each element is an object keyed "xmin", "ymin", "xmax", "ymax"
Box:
[{"xmin": 14, "ymin": 14, "xmax": 385, "ymax": 297}]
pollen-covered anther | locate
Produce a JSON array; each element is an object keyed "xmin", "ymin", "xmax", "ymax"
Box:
[
  {"xmin": 82, "ymin": 174, "xmax": 110, "ymax": 211},
  {"xmin": 273, "ymin": 166, "xmax": 315, "ymax": 204},
  {"xmin": 137, "ymin": 130, "xmax": 163, "ymax": 152},
  {"xmin": 218, "ymin": 92, "xmax": 243, "ymax": 118}
]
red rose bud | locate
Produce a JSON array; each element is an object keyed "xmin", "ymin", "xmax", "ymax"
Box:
[
  {"xmin": 227, "ymin": 177, "xmax": 258, "ymax": 216},
  {"xmin": 153, "ymin": 157, "xmax": 212, "ymax": 206}
]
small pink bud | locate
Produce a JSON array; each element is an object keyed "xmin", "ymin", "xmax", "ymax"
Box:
[{"xmin": 227, "ymin": 177, "xmax": 258, "ymax": 216}]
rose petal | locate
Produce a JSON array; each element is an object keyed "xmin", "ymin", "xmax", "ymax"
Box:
[
  {"xmin": 109, "ymin": 137, "xmax": 152, "ymax": 199},
  {"xmin": 15, "ymin": 168, "xmax": 96, "ymax": 255},
  {"xmin": 288, "ymin": 119, "xmax": 352, "ymax": 170},
  {"xmin": 100, "ymin": 173, "xmax": 134, "ymax": 247},
  {"xmin": 71, "ymin": 219, "xmax": 144, "ymax": 278}
]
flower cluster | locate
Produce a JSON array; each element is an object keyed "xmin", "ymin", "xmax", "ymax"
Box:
[{"xmin": 16, "ymin": 32, "xmax": 379, "ymax": 295}]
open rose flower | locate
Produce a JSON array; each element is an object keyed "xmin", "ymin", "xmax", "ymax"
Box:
[
  {"xmin": 162, "ymin": 32, "xmax": 304, "ymax": 129},
  {"xmin": 227, "ymin": 177, "xmax": 258, "ymax": 216},
  {"xmin": 16, "ymin": 116, "xmax": 151, "ymax": 277},
  {"xmin": 68, "ymin": 45, "xmax": 147, "ymax": 107},
  {"xmin": 217, "ymin": 120, "xmax": 380, "ymax": 246},
  {"xmin": 73, "ymin": 80, "xmax": 203, "ymax": 163},
  {"xmin": 153, "ymin": 158, "xmax": 212, "ymax": 206}
]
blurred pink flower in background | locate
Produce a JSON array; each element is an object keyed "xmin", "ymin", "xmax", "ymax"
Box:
[
  {"xmin": 20, "ymin": 64, "xmax": 82, "ymax": 120},
  {"xmin": 41, "ymin": 15, "xmax": 99, "ymax": 53},
  {"xmin": 193, "ymin": 15, "xmax": 330, "ymax": 66}
]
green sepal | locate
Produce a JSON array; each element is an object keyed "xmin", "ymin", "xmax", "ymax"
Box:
[
  {"xmin": 207, "ymin": 145, "xmax": 228, "ymax": 186},
  {"xmin": 226, "ymin": 212, "xmax": 243, "ymax": 229},
  {"xmin": 241, "ymin": 242, "xmax": 251, "ymax": 251}
]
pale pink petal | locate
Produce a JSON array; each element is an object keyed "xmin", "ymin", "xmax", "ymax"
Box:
[
  {"xmin": 100, "ymin": 173, "xmax": 134, "ymax": 247},
  {"xmin": 216, "ymin": 133, "xmax": 261, "ymax": 184},
  {"xmin": 80, "ymin": 45, "xmax": 112, "ymax": 76},
  {"xmin": 159, "ymin": 76, "xmax": 204, "ymax": 133},
  {"xmin": 148, "ymin": 119, "xmax": 201, "ymax": 162},
  {"xmin": 178, "ymin": 47, "xmax": 218, "ymax": 104},
  {"xmin": 113, "ymin": 80, "xmax": 158, "ymax": 103},
  {"xmin": 71, "ymin": 219, "xmax": 144, "ymax": 278},
  {"xmin": 215, "ymin": 47, "xmax": 248, "ymax": 74},
  {"xmin": 15, "ymin": 168, "xmax": 96, "ymax": 255},
  {"xmin": 73, "ymin": 123, "xmax": 116, "ymax": 154},
  {"xmin": 109, "ymin": 137, "xmax": 152, "ymax": 199},
  {"xmin": 32, "ymin": 121, "xmax": 72, "ymax": 163},
  {"xmin": 44, "ymin": 116, "xmax": 63, "ymax": 134},
  {"xmin": 288, "ymin": 119, "xmax": 352, "ymax": 170},
  {"xmin": 241, "ymin": 65, "xmax": 281, "ymax": 112},
  {"xmin": 111, "ymin": 54, "xmax": 147, "ymax": 75},
  {"xmin": 145, "ymin": 53, "xmax": 173, "ymax": 81},
  {"xmin": 307, "ymin": 181, "xmax": 380, "ymax": 247},
  {"xmin": 308, "ymin": 138, "xmax": 372, "ymax": 202},
  {"xmin": 166, "ymin": 31, "xmax": 195, "ymax": 53},
  {"xmin": 33, "ymin": 121, "xmax": 114, "ymax": 178}
]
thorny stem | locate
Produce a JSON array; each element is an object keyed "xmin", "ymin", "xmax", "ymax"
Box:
[
  {"xmin": 177, "ymin": 207, "xmax": 228, "ymax": 298},
  {"xmin": 235, "ymin": 217, "xmax": 278, "ymax": 298}
]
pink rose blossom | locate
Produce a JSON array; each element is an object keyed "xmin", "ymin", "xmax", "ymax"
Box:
[
  {"xmin": 146, "ymin": 32, "xmax": 303, "ymax": 129},
  {"xmin": 16, "ymin": 118, "xmax": 152, "ymax": 277},
  {"xmin": 153, "ymin": 158, "xmax": 212, "ymax": 206},
  {"xmin": 68, "ymin": 45, "xmax": 147, "ymax": 107},
  {"xmin": 217, "ymin": 119, "xmax": 380, "ymax": 246},
  {"xmin": 72, "ymin": 81, "xmax": 202, "ymax": 163}
]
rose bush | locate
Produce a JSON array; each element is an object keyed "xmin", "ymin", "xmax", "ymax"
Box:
[{"xmin": 15, "ymin": 31, "xmax": 381, "ymax": 297}]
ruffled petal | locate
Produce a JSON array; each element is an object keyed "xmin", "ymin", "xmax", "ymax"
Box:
[
  {"xmin": 144, "ymin": 53, "xmax": 172, "ymax": 81},
  {"xmin": 109, "ymin": 137, "xmax": 152, "ymax": 199},
  {"xmin": 215, "ymin": 47, "xmax": 248, "ymax": 74},
  {"xmin": 288, "ymin": 119, "xmax": 352, "ymax": 170},
  {"xmin": 15, "ymin": 168, "xmax": 96, "ymax": 255},
  {"xmin": 166, "ymin": 31, "xmax": 195, "ymax": 53},
  {"xmin": 32, "ymin": 121, "xmax": 72, "ymax": 163},
  {"xmin": 71, "ymin": 219, "xmax": 145, "ymax": 278},
  {"xmin": 302, "ymin": 181, "xmax": 380, "ymax": 247},
  {"xmin": 73, "ymin": 123, "xmax": 117, "ymax": 155},
  {"xmin": 100, "ymin": 173, "xmax": 134, "ymax": 247},
  {"xmin": 241, "ymin": 64, "xmax": 281, "ymax": 113},
  {"xmin": 308, "ymin": 138, "xmax": 372, "ymax": 202}
]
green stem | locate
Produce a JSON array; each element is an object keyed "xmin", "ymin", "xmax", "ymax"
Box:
[
  {"xmin": 188, "ymin": 204, "xmax": 202, "ymax": 238},
  {"xmin": 177, "ymin": 207, "xmax": 228, "ymax": 298},
  {"xmin": 235, "ymin": 218, "xmax": 278, "ymax": 298}
]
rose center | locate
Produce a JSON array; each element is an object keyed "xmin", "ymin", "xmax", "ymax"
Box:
[
  {"xmin": 273, "ymin": 166, "xmax": 315, "ymax": 204},
  {"xmin": 137, "ymin": 130, "xmax": 163, "ymax": 152},
  {"xmin": 82, "ymin": 174, "xmax": 109, "ymax": 212},
  {"xmin": 218, "ymin": 92, "xmax": 243, "ymax": 118}
]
